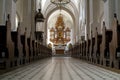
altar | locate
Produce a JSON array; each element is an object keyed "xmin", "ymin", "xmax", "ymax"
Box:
[
  {"xmin": 54, "ymin": 45, "xmax": 65, "ymax": 54},
  {"xmin": 49, "ymin": 14, "xmax": 71, "ymax": 54},
  {"xmin": 56, "ymin": 50, "xmax": 64, "ymax": 54}
]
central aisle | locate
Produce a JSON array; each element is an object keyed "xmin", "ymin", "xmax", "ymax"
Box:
[{"xmin": 0, "ymin": 57, "xmax": 120, "ymax": 80}]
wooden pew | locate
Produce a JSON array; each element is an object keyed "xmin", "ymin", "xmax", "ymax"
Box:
[
  {"xmin": 86, "ymin": 34, "xmax": 90, "ymax": 61},
  {"xmin": 17, "ymin": 23, "xmax": 24, "ymax": 65},
  {"xmin": 78, "ymin": 43, "xmax": 81, "ymax": 58},
  {"xmin": 76, "ymin": 44, "xmax": 79, "ymax": 58},
  {"xmin": 20, "ymin": 28, "xmax": 29, "ymax": 64},
  {"xmin": 71, "ymin": 46, "xmax": 73, "ymax": 57},
  {"xmin": 34, "ymin": 41, "xmax": 38, "ymax": 60},
  {"xmin": 41, "ymin": 45, "xmax": 52, "ymax": 58},
  {"xmin": 20, "ymin": 35, "xmax": 26, "ymax": 64},
  {"xmin": 100, "ymin": 22, "xmax": 112, "ymax": 67},
  {"xmin": 37, "ymin": 43, "xmax": 40, "ymax": 59},
  {"xmin": 90, "ymin": 38, "xmax": 95, "ymax": 63},
  {"xmin": 109, "ymin": 14, "xmax": 120, "ymax": 69},
  {"xmin": 79, "ymin": 43, "xmax": 81, "ymax": 58},
  {"xmin": 11, "ymin": 31, "xmax": 19, "ymax": 66},
  {"xmin": 94, "ymin": 28, "xmax": 102, "ymax": 64},
  {"xmin": 39, "ymin": 44, "xmax": 45, "ymax": 58},
  {"xmin": 0, "ymin": 15, "xmax": 14, "ymax": 69},
  {"xmin": 0, "ymin": 26, "xmax": 8, "ymax": 69},
  {"xmin": 75, "ymin": 44, "xmax": 77, "ymax": 58},
  {"xmin": 89, "ymin": 32, "xmax": 95, "ymax": 63},
  {"xmin": 36, "ymin": 41, "xmax": 38, "ymax": 60},
  {"xmin": 71, "ymin": 47, "xmax": 74, "ymax": 57},
  {"xmin": 83, "ymin": 41, "xmax": 86, "ymax": 60},
  {"xmin": 81, "ymin": 42, "xmax": 84, "ymax": 59},
  {"xmin": 27, "ymin": 38, "xmax": 31, "ymax": 62},
  {"xmin": 76, "ymin": 43, "xmax": 79, "ymax": 58},
  {"xmin": 72, "ymin": 46, "xmax": 76, "ymax": 57},
  {"xmin": 32, "ymin": 40, "xmax": 35, "ymax": 60},
  {"xmin": 38, "ymin": 43, "xmax": 41, "ymax": 59},
  {"xmin": 48, "ymin": 47, "xmax": 52, "ymax": 57},
  {"xmin": 73, "ymin": 45, "xmax": 76, "ymax": 57},
  {"xmin": 29, "ymin": 33, "xmax": 33, "ymax": 61},
  {"xmin": 24, "ymin": 29, "xmax": 29, "ymax": 63},
  {"xmin": 21, "ymin": 29, "xmax": 29, "ymax": 64},
  {"xmin": 79, "ymin": 43, "xmax": 81, "ymax": 54}
]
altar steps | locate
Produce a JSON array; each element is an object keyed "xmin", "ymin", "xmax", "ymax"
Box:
[{"xmin": 52, "ymin": 54, "xmax": 71, "ymax": 57}]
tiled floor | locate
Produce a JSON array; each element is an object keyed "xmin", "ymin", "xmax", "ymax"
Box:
[{"xmin": 0, "ymin": 57, "xmax": 120, "ymax": 80}]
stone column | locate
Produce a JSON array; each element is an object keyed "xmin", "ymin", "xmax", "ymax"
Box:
[
  {"xmin": 98, "ymin": 0, "xmax": 104, "ymax": 34},
  {"xmin": 22, "ymin": 0, "xmax": 32, "ymax": 37},
  {"xmin": 0, "ymin": 0, "xmax": 6, "ymax": 25},
  {"xmin": 85, "ymin": 0, "xmax": 90, "ymax": 39},
  {"xmin": 90, "ymin": 0, "xmax": 100, "ymax": 37},
  {"xmin": 31, "ymin": 0, "xmax": 36, "ymax": 40},
  {"xmin": 115, "ymin": 0, "xmax": 120, "ymax": 22},
  {"xmin": 103, "ymin": 0, "xmax": 115, "ymax": 29},
  {"xmin": 5, "ymin": 0, "xmax": 16, "ymax": 31},
  {"xmin": 89, "ymin": 0, "xmax": 93, "ymax": 37}
]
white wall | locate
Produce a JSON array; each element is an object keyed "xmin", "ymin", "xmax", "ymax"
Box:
[
  {"xmin": 0, "ymin": 0, "xmax": 6, "ymax": 25},
  {"xmin": 103, "ymin": 0, "xmax": 115, "ymax": 29},
  {"xmin": 115, "ymin": 0, "xmax": 120, "ymax": 22}
]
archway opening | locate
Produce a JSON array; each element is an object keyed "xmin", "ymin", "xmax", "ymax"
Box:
[{"xmin": 47, "ymin": 9, "xmax": 74, "ymax": 54}]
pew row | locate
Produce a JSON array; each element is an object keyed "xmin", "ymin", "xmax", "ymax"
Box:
[
  {"xmin": 70, "ymin": 14, "xmax": 120, "ymax": 70},
  {"xmin": 86, "ymin": 34, "xmax": 90, "ymax": 61},
  {"xmin": 100, "ymin": 22, "xmax": 112, "ymax": 67},
  {"xmin": 93, "ymin": 28, "xmax": 102, "ymax": 64},
  {"xmin": 109, "ymin": 14, "xmax": 120, "ymax": 69},
  {"xmin": 0, "ymin": 15, "xmax": 14, "ymax": 69},
  {"xmin": 0, "ymin": 15, "xmax": 52, "ymax": 70},
  {"xmin": 89, "ymin": 32, "xmax": 95, "ymax": 63}
]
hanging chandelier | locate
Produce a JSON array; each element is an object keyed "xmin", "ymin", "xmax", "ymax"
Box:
[{"xmin": 51, "ymin": 0, "xmax": 71, "ymax": 6}]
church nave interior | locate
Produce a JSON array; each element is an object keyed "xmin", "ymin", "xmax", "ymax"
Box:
[{"xmin": 0, "ymin": 0, "xmax": 120, "ymax": 80}]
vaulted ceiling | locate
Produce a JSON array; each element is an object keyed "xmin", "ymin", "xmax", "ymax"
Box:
[
  {"xmin": 36, "ymin": 0, "xmax": 86, "ymax": 44},
  {"xmin": 36, "ymin": 0, "xmax": 81, "ymax": 23}
]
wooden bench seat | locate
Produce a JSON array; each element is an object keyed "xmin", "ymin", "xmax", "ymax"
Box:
[
  {"xmin": 86, "ymin": 39, "xmax": 90, "ymax": 61},
  {"xmin": 0, "ymin": 26, "xmax": 8, "ymax": 59},
  {"xmin": 80, "ymin": 42, "xmax": 84, "ymax": 59},
  {"xmin": 0, "ymin": 15, "xmax": 14, "ymax": 69},
  {"xmin": 27, "ymin": 38, "xmax": 31, "ymax": 62},
  {"xmin": 90, "ymin": 37, "xmax": 95, "ymax": 63},
  {"xmin": 109, "ymin": 14, "xmax": 120, "ymax": 69},
  {"xmin": 32, "ymin": 40, "xmax": 35, "ymax": 60},
  {"xmin": 11, "ymin": 31, "xmax": 19, "ymax": 66},
  {"xmin": 94, "ymin": 28, "xmax": 102, "ymax": 64},
  {"xmin": 100, "ymin": 22, "xmax": 112, "ymax": 67},
  {"xmin": 83, "ymin": 41, "xmax": 86, "ymax": 60},
  {"xmin": 20, "ymin": 35, "xmax": 26, "ymax": 64}
]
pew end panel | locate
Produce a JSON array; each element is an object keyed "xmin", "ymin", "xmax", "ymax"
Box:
[
  {"xmin": 11, "ymin": 31, "xmax": 19, "ymax": 66},
  {"xmin": 100, "ymin": 22, "xmax": 112, "ymax": 67},
  {"xmin": 109, "ymin": 14, "xmax": 120, "ymax": 69},
  {"xmin": 94, "ymin": 28, "xmax": 102, "ymax": 64}
]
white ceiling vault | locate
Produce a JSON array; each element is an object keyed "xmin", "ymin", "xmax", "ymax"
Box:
[
  {"xmin": 47, "ymin": 10, "xmax": 73, "ymax": 29},
  {"xmin": 36, "ymin": 0, "xmax": 81, "ymax": 22}
]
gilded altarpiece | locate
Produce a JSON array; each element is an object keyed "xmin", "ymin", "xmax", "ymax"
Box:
[{"xmin": 50, "ymin": 14, "xmax": 71, "ymax": 54}]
